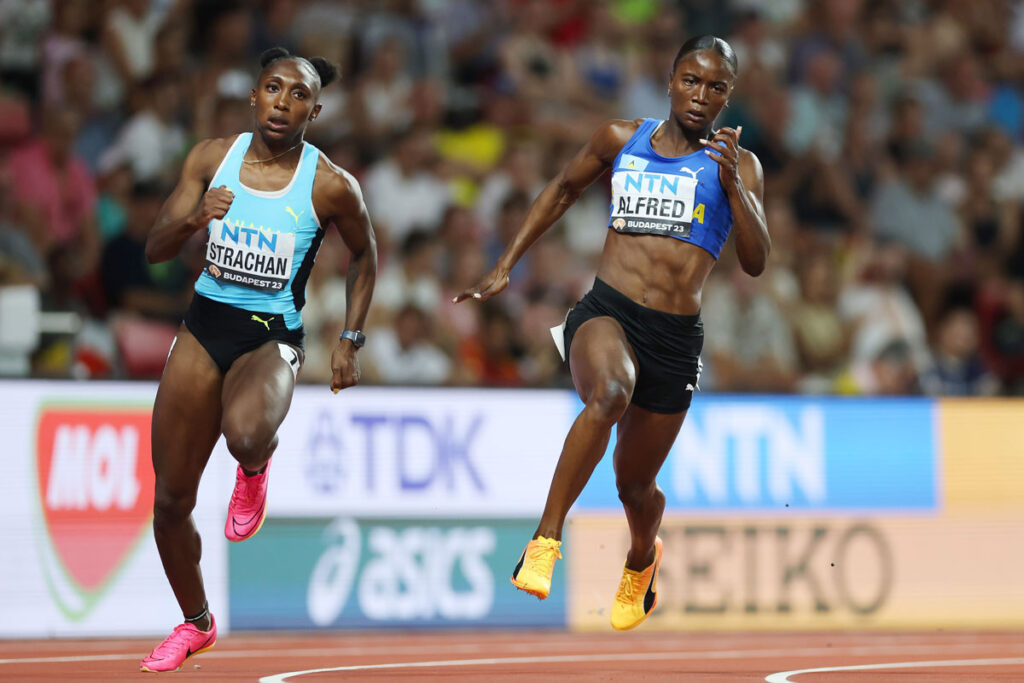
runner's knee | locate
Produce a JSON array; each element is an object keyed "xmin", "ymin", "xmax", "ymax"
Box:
[
  {"xmin": 616, "ymin": 479, "xmax": 664, "ymax": 512},
  {"xmin": 153, "ymin": 486, "xmax": 197, "ymax": 528},
  {"xmin": 222, "ymin": 424, "xmax": 276, "ymax": 469},
  {"xmin": 586, "ymin": 379, "xmax": 632, "ymax": 425}
]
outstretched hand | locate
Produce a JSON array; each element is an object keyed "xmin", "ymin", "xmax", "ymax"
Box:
[
  {"xmin": 700, "ymin": 126, "xmax": 742, "ymax": 187},
  {"xmin": 452, "ymin": 266, "xmax": 510, "ymax": 304}
]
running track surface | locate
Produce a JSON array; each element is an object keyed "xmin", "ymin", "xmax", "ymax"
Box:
[{"xmin": 2, "ymin": 630, "xmax": 1023, "ymax": 681}]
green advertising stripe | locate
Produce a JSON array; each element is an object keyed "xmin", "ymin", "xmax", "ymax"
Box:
[{"xmin": 229, "ymin": 518, "xmax": 566, "ymax": 629}]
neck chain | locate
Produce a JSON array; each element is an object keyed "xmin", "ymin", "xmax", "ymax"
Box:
[{"xmin": 242, "ymin": 141, "xmax": 302, "ymax": 165}]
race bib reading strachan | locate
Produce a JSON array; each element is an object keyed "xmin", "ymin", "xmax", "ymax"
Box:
[
  {"xmin": 609, "ymin": 168, "xmax": 701, "ymax": 237},
  {"xmin": 205, "ymin": 218, "xmax": 295, "ymax": 292}
]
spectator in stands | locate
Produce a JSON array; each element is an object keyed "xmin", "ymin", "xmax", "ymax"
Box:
[
  {"xmin": 6, "ymin": 108, "xmax": 100, "ymax": 275},
  {"xmin": 362, "ymin": 125, "xmax": 451, "ymax": 248},
  {"xmin": 702, "ymin": 260, "xmax": 798, "ymax": 393},
  {"xmin": 454, "ymin": 303, "xmax": 523, "ymax": 386},
  {"xmin": 100, "ymin": 182, "xmax": 191, "ymax": 323},
  {"xmin": 98, "ymin": 75, "xmax": 187, "ymax": 185},
  {"xmin": 921, "ymin": 304, "xmax": 999, "ymax": 395},
  {"xmin": 363, "ymin": 303, "xmax": 452, "ymax": 385},
  {"xmin": 371, "ymin": 229, "xmax": 443, "ymax": 321}
]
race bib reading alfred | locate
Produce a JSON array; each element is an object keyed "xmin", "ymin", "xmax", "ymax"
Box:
[
  {"xmin": 609, "ymin": 168, "xmax": 701, "ymax": 237},
  {"xmin": 205, "ymin": 218, "xmax": 295, "ymax": 292}
]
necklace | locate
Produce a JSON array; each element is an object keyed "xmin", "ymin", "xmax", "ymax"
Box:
[{"xmin": 242, "ymin": 141, "xmax": 302, "ymax": 165}]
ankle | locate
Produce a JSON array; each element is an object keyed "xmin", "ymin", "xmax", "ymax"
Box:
[
  {"xmin": 184, "ymin": 603, "xmax": 212, "ymax": 632},
  {"xmin": 625, "ymin": 545, "xmax": 655, "ymax": 571},
  {"xmin": 241, "ymin": 464, "xmax": 266, "ymax": 477}
]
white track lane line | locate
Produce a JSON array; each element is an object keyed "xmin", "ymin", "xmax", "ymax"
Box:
[
  {"xmin": 257, "ymin": 643, "xmax": 1024, "ymax": 682},
  {"xmin": 765, "ymin": 657, "xmax": 1024, "ymax": 681}
]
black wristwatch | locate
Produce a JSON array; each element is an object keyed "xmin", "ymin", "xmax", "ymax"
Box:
[{"xmin": 340, "ymin": 329, "xmax": 366, "ymax": 348}]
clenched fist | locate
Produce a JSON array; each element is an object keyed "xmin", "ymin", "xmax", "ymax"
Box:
[{"xmin": 192, "ymin": 185, "xmax": 234, "ymax": 227}]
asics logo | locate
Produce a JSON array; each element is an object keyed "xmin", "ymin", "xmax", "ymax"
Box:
[
  {"xmin": 251, "ymin": 314, "xmax": 275, "ymax": 331},
  {"xmin": 285, "ymin": 206, "xmax": 305, "ymax": 224}
]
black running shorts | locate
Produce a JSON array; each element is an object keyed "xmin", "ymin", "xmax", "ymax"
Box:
[
  {"xmin": 183, "ymin": 293, "xmax": 305, "ymax": 374},
  {"xmin": 563, "ymin": 278, "xmax": 703, "ymax": 414}
]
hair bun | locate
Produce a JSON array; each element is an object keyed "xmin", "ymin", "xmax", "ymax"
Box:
[
  {"xmin": 259, "ymin": 47, "xmax": 292, "ymax": 68},
  {"xmin": 308, "ymin": 57, "xmax": 339, "ymax": 87}
]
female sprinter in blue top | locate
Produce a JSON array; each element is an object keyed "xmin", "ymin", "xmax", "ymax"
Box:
[
  {"xmin": 140, "ymin": 48, "xmax": 376, "ymax": 671},
  {"xmin": 456, "ymin": 35, "xmax": 769, "ymax": 630}
]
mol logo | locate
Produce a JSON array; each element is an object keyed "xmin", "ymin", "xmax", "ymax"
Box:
[{"xmin": 34, "ymin": 406, "xmax": 154, "ymax": 619}]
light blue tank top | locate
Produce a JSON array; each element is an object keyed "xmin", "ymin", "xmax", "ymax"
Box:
[
  {"xmin": 608, "ymin": 118, "xmax": 733, "ymax": 258},
  {"xmin": 195, "ymin": 133, "xmax": 324, "ymax": 330}
]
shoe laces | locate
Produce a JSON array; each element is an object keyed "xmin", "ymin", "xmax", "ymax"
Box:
[
  {"xmin": 230, "ymin": 469, "xmax": 255, "ymax": 507},
  {"xmin": 527, "ymin": 539, "xmax": 562, "ymax": 574},
  {"xmin": 149, "ymin": 624, "xmax": 194, "ymax": 659},
  {"xmin": 615, "ymin": 569, "xmax": 643, "ymax": 606}
]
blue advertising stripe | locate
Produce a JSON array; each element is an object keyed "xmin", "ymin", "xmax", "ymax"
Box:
[
  {"xmin": 229, "ymin": 518, "xmax": 565, "ymax": 629},
  {"xmin": 573, "ymin": 396, "xmax": 937, "ymax": 512}
]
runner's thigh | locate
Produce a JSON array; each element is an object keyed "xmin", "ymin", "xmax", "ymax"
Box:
[
  {"xmin": 221, "ymin": 341, "xmax": 302, "ymax": 438},
  {"xmin": 568, "ymin": 316, "xmax": 639, "ymax": 403},
  {"xmin": 152, "ymin": 329, "xmax": 224, "ymax": 492}
]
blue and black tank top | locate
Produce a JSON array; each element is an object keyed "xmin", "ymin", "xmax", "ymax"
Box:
[{"xmin": 609, "ymin": 118, "xmax": 733, "ymax": 258}]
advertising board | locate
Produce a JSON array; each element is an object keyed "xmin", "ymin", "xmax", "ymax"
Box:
[
  {"xmin": 574, "ymin": 396, "xmax": 937, "ymax": 512},
  {"xmin": 0, "ymin": 381, "xmax": 231, "ymax": 637},
  {"xmin": 266, "ymin": 388, "xmax": 573, "ymax": 517},
  {"xmin": 229, "ymin": 517, "xmax": 565, "ymax": 628},
  {"xmin": 568, "ymin": 514, "xmax": 1024, "ymax": 630}
]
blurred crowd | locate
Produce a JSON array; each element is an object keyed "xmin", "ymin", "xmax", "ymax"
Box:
[{"xmin": 1, "ymin": 0, "xmax": 1024, "ymax": 395}]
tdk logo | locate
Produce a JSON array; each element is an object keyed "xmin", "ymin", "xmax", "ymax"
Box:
[
  {"xmin": 306, "ymin": 411, "xmax": 485, "ymax": 494},
  {"xmin": 307, "ymin": 412, "xmax": 344, "ymax": 493}
]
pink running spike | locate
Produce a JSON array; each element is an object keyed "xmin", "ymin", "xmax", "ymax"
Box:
[
  {"xmin": 225, "ymin": 458, "xmax": 272, "ymax": 542},
  {"xmin": 140, "ymin": 614, "xmax": 217, "ymax": 673}
]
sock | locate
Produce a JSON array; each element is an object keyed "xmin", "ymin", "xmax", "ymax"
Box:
[{"xmin": 184, "ymin": 603, "xmax": 209, "ymax": 629}]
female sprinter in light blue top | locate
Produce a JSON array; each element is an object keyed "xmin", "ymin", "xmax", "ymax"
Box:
[
  {"xmin": 140, "ymin": 47, "xmax": 376, "ymax": 672},
  {"xmin": 457, "ymin": 35, "xmax": 769, "ymax": 631}
]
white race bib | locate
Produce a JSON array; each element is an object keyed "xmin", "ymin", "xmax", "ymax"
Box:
[
  {"xmin": 205, "ymin": 218, "xmax": 295, "ymax": 292},
  {"xmin": 609, "ymin": 169, "xmax": 701, "ymax": 237}
]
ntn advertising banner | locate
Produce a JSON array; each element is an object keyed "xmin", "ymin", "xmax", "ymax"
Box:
[
  {"xmin": 0, "ymin": 381, "xmax": 232, "ymax": 637},
  {"xmin": 568, "ymin": 515, "xmax": 1024, "ymax": 631},
  {"xmin": 229, "ymin": 517, "xmax": 564, "ymax": 629},
  {"xmin": 267, "ymin": 387, "xmax": 575, "ymax": 517},
  {"xmin": 574, "ymin": 396, "xmax": 938, "ymax": 512}
]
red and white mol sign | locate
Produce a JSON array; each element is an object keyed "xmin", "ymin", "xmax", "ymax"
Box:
[{"xmin": 35, "ymin": 407, "xmax": 155, "ymax": 604}]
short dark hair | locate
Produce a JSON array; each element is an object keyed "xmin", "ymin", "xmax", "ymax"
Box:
[
  {"xmin": 672, "ymin": 35, "xmax": 738, "ymax": 75},
  {"xmin": 258, "ymin": 47, "xmax": 339, "ymax": 89}
]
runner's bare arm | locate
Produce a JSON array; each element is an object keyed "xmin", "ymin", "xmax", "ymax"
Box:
[
  {"xmin": 315, "ymin": 162, "xmax": 377, "ymax": 392},
  {"xmin": 454, "ymin": 119, "xmax": 639, "ymax": 303},
  {"xmin": 729, "ymin": 148, "xmax": 769, "ymax": 275},
  {"xmin": 702, "ymin": 127, "xmax": 770, "ymax": 275},
  {"xmin": 146, "ymin": 139, "xmax": 232, "ymax": 264}
]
